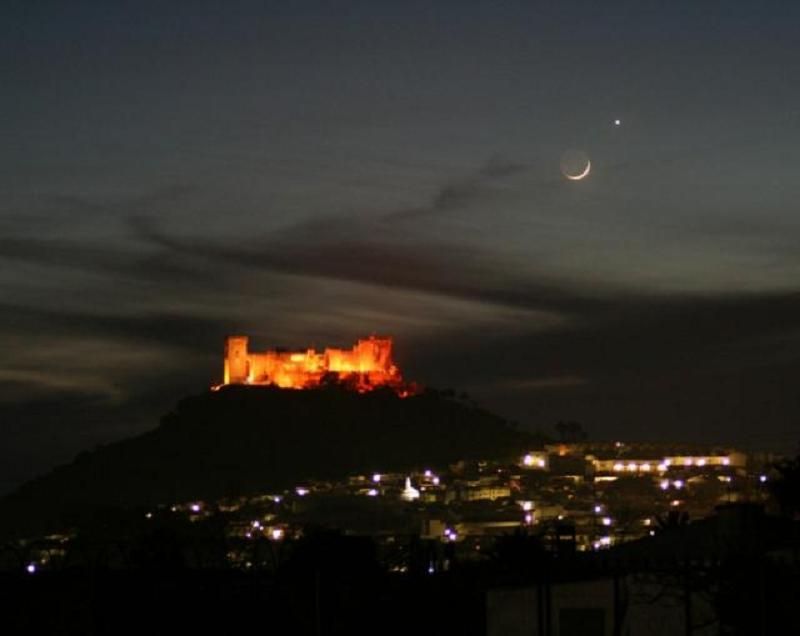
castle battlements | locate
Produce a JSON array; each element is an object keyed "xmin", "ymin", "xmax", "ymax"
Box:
[{"xmin": 217, "ymin": 335, "xmax": 415, "ymax": 395}]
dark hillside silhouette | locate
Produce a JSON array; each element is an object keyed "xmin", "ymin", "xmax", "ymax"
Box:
[{"xmin": 0, "ymin": 385, "xmax": 539, "ymax": 538}]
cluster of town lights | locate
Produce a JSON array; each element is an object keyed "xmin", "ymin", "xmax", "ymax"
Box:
[
  {"xmin": 122, "ymin": 446, "xmax": 756, "ymax": 565},
  {"xmin": 423, "ymin": 469, "xmax": 442, "ymax": 486},
  {"xmin": 593, "ymin": 537, "xmax": 612, "ymax": 550},
  {"xmin": 610, "ymin": 456, "xmax": 731, "ymax": 473},
  {"xmin": 245, "ymin": 522, "xmax": 284, "ymax": 541},
  {"xmin": 613, "ymin": 462, "xmax": 655, "ymax": 472},
  {"xmin": 522, "ymin": 454, "xmax": 547, "ymax": 468}
]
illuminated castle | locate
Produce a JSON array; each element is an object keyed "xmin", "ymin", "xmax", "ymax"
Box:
[{"xmin": 219, "ymin": 335, "xmax": 415, "ymax": 395}]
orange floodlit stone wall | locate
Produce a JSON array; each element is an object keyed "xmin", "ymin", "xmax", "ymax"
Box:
[{"xmin": 218, "ymin": 335, "xmax": 415, "ymax": 395}]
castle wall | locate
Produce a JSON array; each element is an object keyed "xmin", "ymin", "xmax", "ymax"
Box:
[
  {"xmin": 326, "ymin": 338, "xmax": 394, "ymax": 374},
  {"xmin": 248, "ymin": 350, "xmax": 327, "ymax": 388},
  {"xmin": 222, "ymin": 335, "xmax": 407, "ymax": 393}
]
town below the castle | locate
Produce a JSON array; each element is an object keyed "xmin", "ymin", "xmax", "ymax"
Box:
[{"xmin": 18, "ymin": 440, "xmax": 779, "ymax": 572}]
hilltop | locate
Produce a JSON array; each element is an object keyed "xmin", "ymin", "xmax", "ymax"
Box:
[{"xmin": 0, "ymin": 385, "xmax": 538, "ymax": 538}]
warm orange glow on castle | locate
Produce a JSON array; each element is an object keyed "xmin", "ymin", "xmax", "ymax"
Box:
[{"xmin": 217, "ymin": 335, "xmax": 416, "ymax": 395}]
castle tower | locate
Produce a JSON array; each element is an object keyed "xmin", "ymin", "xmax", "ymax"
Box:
[{"xmin": 224, "ymin": 336, "xmax": 249, "ymax": 384}]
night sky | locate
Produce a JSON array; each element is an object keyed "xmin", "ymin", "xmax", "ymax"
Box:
[{"xmin": 2, "ymin": 1, "xmax": 800, "ymax": 494}]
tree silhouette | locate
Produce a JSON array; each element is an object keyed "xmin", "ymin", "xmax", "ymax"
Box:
[
  {"xmin": 769, "ymin": 454, "xmax": 800, "ymax": 518},
  {"xmin": 656, "ymin": 509, "xmax": 690, "ymax": 531},
  {"xmin": 555, "ymin": 420, "xmax": 588, "ymax": 442}
]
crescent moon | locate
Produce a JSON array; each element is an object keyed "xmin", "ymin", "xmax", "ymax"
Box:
[{"xmin": 565, "ymin": 159, "xmax": 591, "ymax": 181}]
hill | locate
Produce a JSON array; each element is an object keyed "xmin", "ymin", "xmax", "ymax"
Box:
[{"xmin": 0, "ymin": 385, "xmax": 538, "ymax": 538}]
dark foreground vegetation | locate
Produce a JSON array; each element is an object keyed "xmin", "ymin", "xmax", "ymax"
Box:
[{"xmin": 2, "ymin": 514, "xmax": 799, "ymax": 636}]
